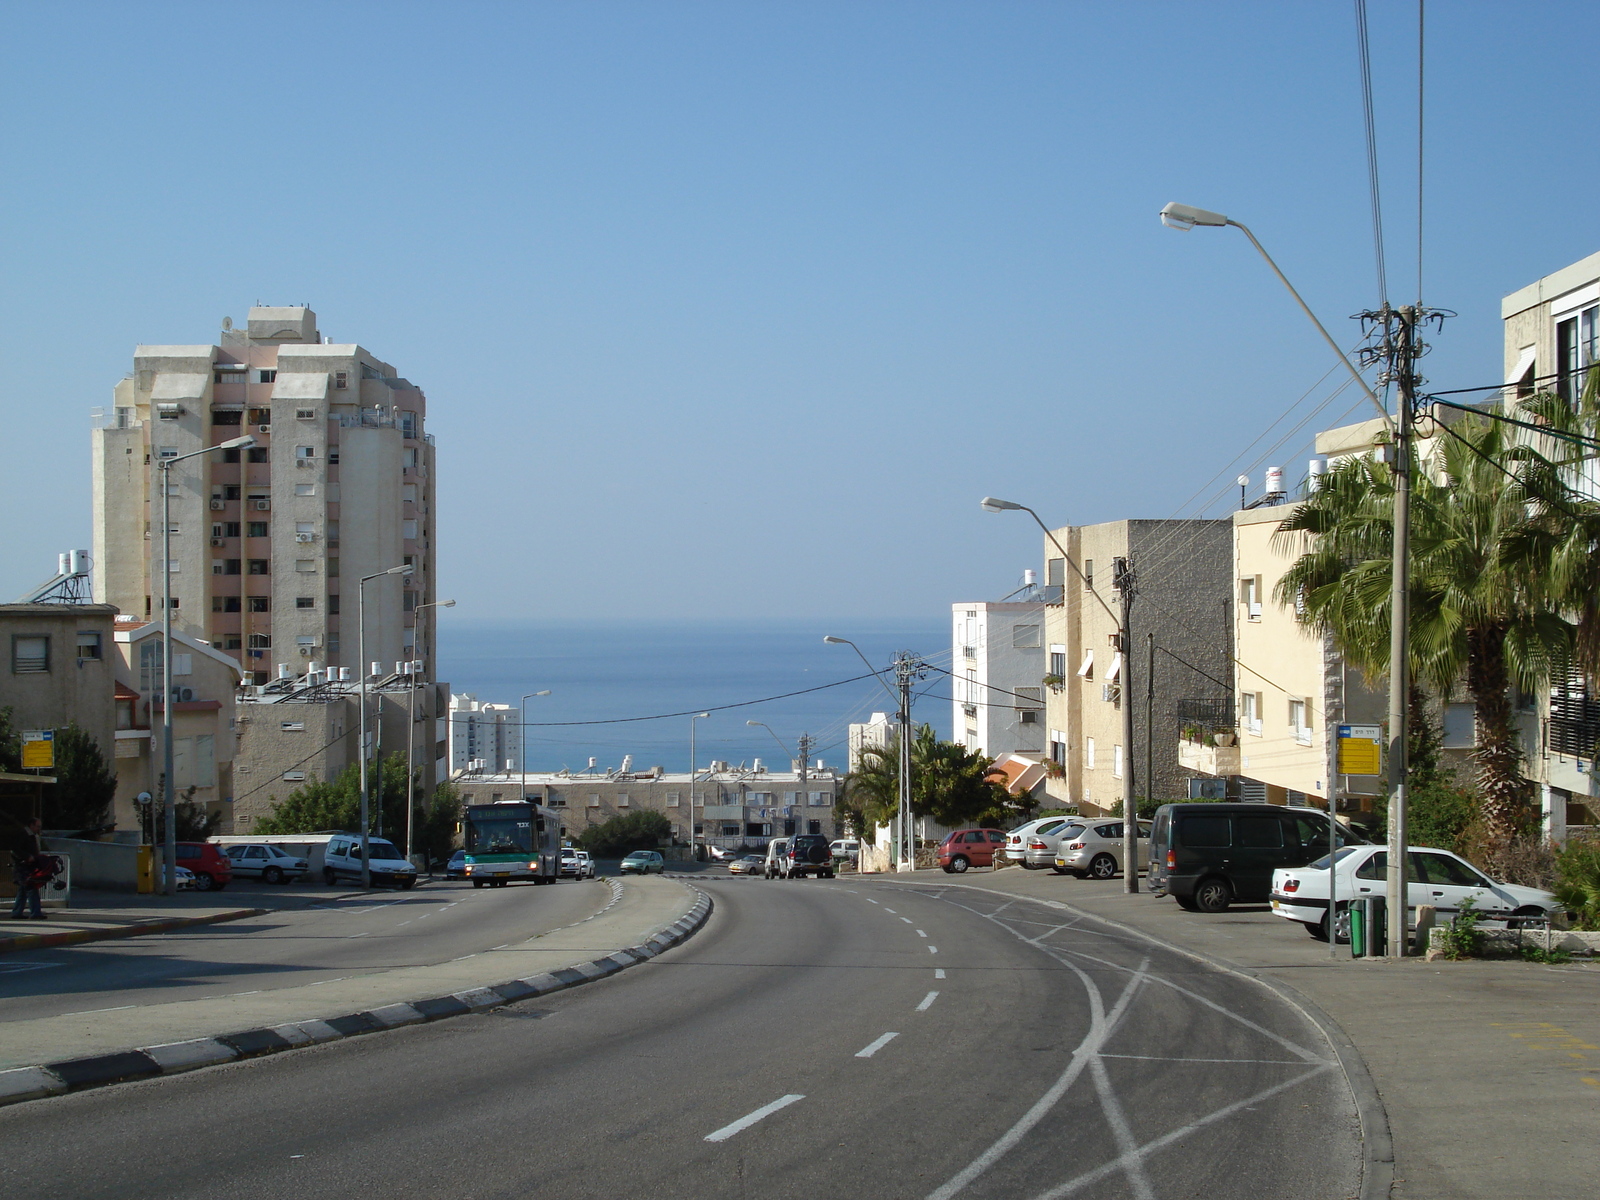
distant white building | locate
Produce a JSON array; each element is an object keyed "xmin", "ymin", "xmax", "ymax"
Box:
[
  {"xmin": 448, "ymin": 693, "xmax": 521, "ymax": 775},
  {"xmin": 848, "ymin": 712, "xmax": 894, "ymax": 771},
  {"xmin": 951, "ymin": 574, "xmax": 1051, "ymax": 759}
]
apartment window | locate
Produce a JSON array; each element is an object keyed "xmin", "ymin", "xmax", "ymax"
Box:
[
  {"xmin": 212, "ymin": 596, "xmax": 241, "ymax": 612},
  {"xmin": 403, "ymin": 484, "xmax": 418, "ymax": 503},
  {"xmin": 76, "ymin": 631, "xmax": 102, "ymax": 661},
  {"xmin": 327, "ymin": 558, "xmax": 339, "ymax": 577},
  {"xmin": 221, "ymin": 448, "xmax": 241, "ymax": 463},
  {"xmin": 281, "ymin": 721, "xmax": 306, "ymax": 732},
  {"xmin": 1077, "ymin": 651, "xmax": 1094, "ymax": 681},
  {"xmin": 334, "ymin": 371, "xmax": 348, "ymax": 390},
  {"xmin": 247, "ymin": 522, "xmax": 268, "ymax": 538},
  {"xmin": 327, "ymin": 520, "xmax": 339, "ymax": 542},
  {"xmin": 296, "ymin": 408, "xmax": 316, "ymax": 420},
  {"xmin": 211, "ymin": 409, "xmax": 242, "ymax": 426},
  {"xmin": 296, "ymin": 560, "xmax": 317, "ymax": 573},
  {"xmin": 222, "ymin": 635, "xmax": 242, "ymax": 650},
  {"xmin": 1084, "ymin": 559, "xmax": 1094, "ymax": 589},
  {"xmin": 1557, "ymin": 304, "xmax": 1599, "ymax": 401},
  {"xmin": 1113, "ymin": 744, "xmax": 1124, "ymax": 779},
  {"xmin": 217, "ymin": 522, "xmax": 241, "ymax": 538},
  {"xmin": 157, "ymin": 446, "xmax": 179, "ymax": 459},
  {"xmin": 399, "ymin": 411, "xmax": 417, "ymax": 438},
  {"xmin": 328, "ymin": 594, "xmax": 340, "ymax": 614},
  {"xmin": 1085, "ymin": 737, "xmax": 1096, "ymax": 770},
  {"xmin": 258, "ymin": 370, "xmax": 276, "ymax": 384},
  {"xmin": 327, "ymin": 634, "xmax": 339, "ymax": 653},
  {"xmin": 403, "ymin": 591, "xmax": 417, "ymax": 611},
  {"xmin": 295, "ymin": 445, "xmax": 315, "ymax": 460},
  {"xmin": 295, "ymin": 522, "xmax": 315, "ymax": 538},
  {"xmin": 328, "ymin": 449, "xmax": 339, "ymax": 464},
  {"xmin": 809, "ymin": 791, "xmax": 831, "ymax": 807},
  {"xmin": 403, "ymin": 448, "xmax": 418, "ymax": 468},
  {"xmin": 246, "ymin": 448, "xmax": 268, "ymax": 463},
  {"xmin": 296, "ymin": 596, "xmax": 315, "ymax": 610},
  {"xmin": 1242, "ymin": 692, "xmax": 1263, "ymax": 737},
  {"xmin": 1289, "ymin": 699, "xmax": 1312, "ymax": 745},
  {"xmin": 248, "ymin": 634, "xmax": 271, "ymax": 650},
  {"xmin": 215, "ymin": 559, "xmax": 241, "ymax": 576},
  {"xmin": 1012, "ymin": 624, "xmax": 1040, "ymax": 649},
  {"xmin": 1020, "ymin": 710, "xmax": 1038, "ymax": 724},
  {"xmin": 617, "ymin": 793, "xmax": 630, "ymax": 807},
  {"xmin": 666, "ymin": 792, "xmax": 681, "ymax": 808},
  {"xmin": 403, "ymin": 519, "xmax": 418, "ymax": 540},
  {"xmin": 248, "ymin": 559, "xmax": 270, "ymax": 575},
  {"xmin": 248, "ymin": 596, "xmax": 270, "ymax": 613},
  {"xmin": 223, "ymin": 485, "xmax": 241, "ymax": 501},
  {"xmin": 295, "ymin": 483, "xmax": 316, "ymax": 496},
  {"xmin": 588, "ymin": 794, "xmax": 601, "ymax": 808},
  {"xmin": 1241, "ymin": 576, "xmax": 1262, "ymax": 620},
  {"xmin": 1049, "ymin": 645, "xmax": 1067, "ymax": 678}
]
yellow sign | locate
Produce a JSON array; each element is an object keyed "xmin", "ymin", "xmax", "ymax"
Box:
[
  {"xmin": 22, "ymin": 730, "xmax": 54, "ymax": 769},
  {"xmin": 1337, "ymin": 724, "xmax": 1382, "ymax": 775}
]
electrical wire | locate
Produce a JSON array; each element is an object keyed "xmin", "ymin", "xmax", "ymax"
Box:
[
  {"xmin": 1416, "ymin": 0, "xmax": 1425, "ymax": 311},
  {"xmin": 1356, "ymin": 0, "xmax": 1389, "ymax": 305},
  {"xmin": 512, "ymin": 669, "xmax": 889, "ymax": 727}
]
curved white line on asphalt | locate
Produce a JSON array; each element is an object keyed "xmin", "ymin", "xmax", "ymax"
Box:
[
  {"xmin": 855, "ymin": 1032, "xmax": 899, "ymax": 1058},
  {"xmin": 916, "ymin": 991, "xmax": 939, "ymax": 1011},
  {"xmin": 704, "ymin": 1094, "xmax": 805, "ymax": 1142}
]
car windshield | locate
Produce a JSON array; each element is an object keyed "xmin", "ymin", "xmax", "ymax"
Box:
[
  {"xmin": 1306, "ymin": 845, "xmax": 1367, "ymax": 870},
  {"xmin": 623, "ymin": 852, "xmax": 648, "ymax": 860},
  {"xmin": 366, "ymin": 841, "xmax": 404, "ymax": 861}
]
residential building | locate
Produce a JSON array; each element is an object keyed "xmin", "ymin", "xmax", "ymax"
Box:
[
  {"xmin": 950, "ymin": 574, "xmax": 1053, "ymax": 757},
  {"xmin": 1040, "ymin": 519, "xmax": 1232, "ymax": 815},
  {"xmin": 848, "ymin": 712, "xmax": 894, "ymax": 772},
  {"xmin": 109, "ymin": 617, "xmax": 244, "ymax": 833},
  {"xmin": 90, "ymin": 306, "xmax": 439, "ymax": 691},
  {"xmin": 0, "ymin": 603, "xmax": 118, "ymax": 796},
  {"xmin": 452, "ymin": 761, "xmax": 843, "ymax": 850},
  {"xmin": 448, "ymin": 694, "xmax": 522, "ymax": 775}
]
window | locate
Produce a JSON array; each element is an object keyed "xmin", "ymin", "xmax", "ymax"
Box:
[
  {"xmin": 403, "ymin": 447, "xmax": 418, "ymax": 468},
  {"xmin": 403, "ymin": 484, "xmax": 417, "ymax": 503},
  {"xmin": 334, "ymin": 371, "xmax": 348, "ymax": 390},
  {"xmin": 403, "ymin": 591, "xmax": 417, "ymax": 610},
  {"xmin": 223, "ymin": 485, "xmax": 241, "ymax": 501},
  {"xmin": 1113, "ymin": 744, "xmax": 1123, "ymax": 779},
  {"xmin": 247, "ymin": 521, "xmax": 268, "ymax": 537},
  {"xmin": 76, "ymin": 631, "xmax": 103, "ymax": 661},
  {"xmin": 248, "ymin": 596, "xmax": 270, "ymax": 613},
  {"xmin": 617, "ymin": 793, "xmax": 630, "ymax": 807},
  {"xmin": 1236, "ymin": 815, "xmax": 1284, "ymax": 848},
  {"xmin": 213, "ymin": 596, "xmax": 241, "ymax": 612},
  {"xmin": 296, "ymin": 560, "xmax": 316, "ymax": 573},
  {"xmin": 222, "ymin": 635, "xmax": 242, "ymax": 650},
  {"xmin": 246, "ymin": 448, "xmax": 268, "ymax": 463},
  {"xmin": 403, "ymin": 519, "xmax": 418, "ymax": 540},
  {"xmin": 1086, "ymin": 737, "xmax": 1096, "ymax": 770},
  {"xmin": 1289, "ymin": 699, "xmax": 1312, "ymax": 745},
  {"xmin": 295, "ymin": 445, "xmax": 315, "ymax": 460},
  {"xmin": 1049, "ymin": 645, "xmax": 1066, "ymax": 678},
  {"xmin": 221, "ymin": 448, "xmax": 241, "ymax": 463},
  {"xmin": 13, "ymin": 635, "xmax": 49, "ymax": 673},
  {"xmin": 248, "ymin": 634, "xmax": 271, "ymax": 649},
  {"xmin": 327, "ymin": 634, "xmax": 339, "ymax": 652},
  {"xmin": 328, "ymin": 448, "xmax": 339, "ymax": 465},
  {"xmin": 1241, "ymin": 576, "xmax": 1262, "ymax": 620},
  {"xmin": 211, "ymin": 409, "xmax": 242, "ymax": 426},
  {"xmin": 1020, "ymin": 710, "xmax": 1038, "ymax": 724},
  {"xmin": 258, "ymin": 370, "xmax": 276, "ymax": 384},
  {"xmin": 217, "ymin": 522, "xmax": 241, "ymax": 538},
  {"xmin": 1050, "ymin": 729, "xmax": 1066, "ymax": 765},
  {"xmin": 327, "ymin": 558, "xmax": 339, "ymax": 577},
  {"xmin": 216, "ymin": 559, "xmax": 241, "ymax": 575},
  {"xmin": 810, "ymin": 791, "xmax": 831, "ymax": 806},
  {"xmin": 328, "ymin": 594, "xmax": 340, "ymax": 614},
  {"xmin": 1241, "ymin": 692, "xmax": 1262, "ymax": 736},
  {"xmin": 157, "ymin": 445, "xmax": 179, "ymax": 459},
  {"xmin": 248, "ymin": 559, "xmax": 269, "ymax": 575},
  {"xmin": 1077, "ymin": 651, "xmax": 1094, "ymax": 681},
  {"xmin": 1557, "ymin": 305, "xmax": 1599, "ymax": 401},
  {"xmin": 1182, "ymin": 816, "xmax": 1232, "ymax": 848},
  {"xmin": 666, "ymin": 792, "xmax": 681, "ymax": 808},
  {"xmin": 588, "ymin": 794, "xmax": 601, "ymax": 808},
  {"xmin": 296, "ymin": 596, "xmax": 315, "ymax": 610},
  {"xmin": 1012, "ymin": 624, "xmax": 1040, "ymax": 649},
  {"xmin": 1442, "ymin": 702, "xmax": 1475, "ymax": 749},
  {"xmin": 295, "ymin": 483, "xmax": 315, "ymax": 496},
  {"xmin": 399, "ymin": 411, "xmax": 417, "ymax": 438},
  {"xmin": 1084, "ymin": 559, "xmax": 1094, "ymax": 589},
  {"xmin": 296, "ymin": 408, "xmax": 316, "ymax": 420},
  {"xmin": 1047, "ymin": 558, "xmax": 1064, "ymax": 588}
]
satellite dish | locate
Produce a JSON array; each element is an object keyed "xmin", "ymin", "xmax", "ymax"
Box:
[{"xmin": 222, "ymin": 316, "xmax": 233, "ymax": 330}]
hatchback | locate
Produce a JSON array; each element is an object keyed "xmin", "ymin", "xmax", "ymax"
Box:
[
  {"xmin": 727, "ymin": 855, "xmax": 764, "ymax": 875},
  {"xmin": 174, "ymin": 842, "xmax": 233, "ymax": 891},
  {"xmin": 620, "ymin": 850, "xmax": 665, "ymax": 875},
  {"xmin": 1004, "ymin": 817, "xmax": 1076, "ymax": 866},
  {"xmin": 937, "ymin": 828, "xmax": 1004, "ymax": 873},
  {"xmin": 1052, "ymin": 820, "xmax": 1152, "ymax": 879}
]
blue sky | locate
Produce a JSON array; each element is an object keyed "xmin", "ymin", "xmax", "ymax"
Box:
[{"xmin": 1, "ymin": 1, "xmax": 1594, "ymax": 620}]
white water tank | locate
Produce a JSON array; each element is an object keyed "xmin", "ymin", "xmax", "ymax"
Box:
[
  {"xmin": 1308, "ymin": 457, "xmax": 1327, "ymax": 491},
  {"xmin": 1265, "ymin": 466, "xmax": 1284, "ymax": 496}
]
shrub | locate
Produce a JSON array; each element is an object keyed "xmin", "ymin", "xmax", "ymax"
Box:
[
  {"xmin": 578, "ymin": 810, "xmax": 672, "ymax": 858},
  {"xmin": 1436, "ymin": 896, "xmax": 1485, "ymax": 960},
  {"xmin": 1553, "ymin": 838, "xmax": 1600, "ymax": 931}
]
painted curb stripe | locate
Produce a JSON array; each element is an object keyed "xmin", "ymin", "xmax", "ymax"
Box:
[
  {"xmin": 46, "ymin": 1050, "xmax": 162, "ymax": 1091},
  {"xmin": 0, "ymin": 908, "xmax": 269, "ymax": 957}
]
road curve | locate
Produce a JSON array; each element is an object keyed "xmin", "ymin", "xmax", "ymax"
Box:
[{"xmin": 0, "ymin": 876, "xmax": 1361, "ymax": 1200}]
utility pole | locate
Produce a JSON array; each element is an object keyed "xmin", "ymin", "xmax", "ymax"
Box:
[
  {"xmin": 796, "ymin": 732, "xmax": 814, "ymax": 839},
  {"xmin": 1114, "ymin": 556, "xmax": 1138, "ymax": 893},
  {"xmin": 1145, "ymin": 632, "xmax": 1155, "ymax": 861},
  {"xmin": 893, "ymin": 651, "xmax": 925, "ymax": 872}
]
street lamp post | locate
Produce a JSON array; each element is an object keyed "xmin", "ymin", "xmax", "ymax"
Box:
[
  {"xmin": 1160, "ymin": 202, "xmax": 1397, "ymax": 953},
  {"xmin": 358, "ymin": 564, "xmax": 412, "ymax": 889},
  {"xmin": 689, "ymin": 712, "xmax": 710, "ymax": 856},
  {"xmin": 519, "ymin": 689, "xmax": 552, "ymax": 809},
  {"xmin": 823, "ymin": 636, "xmax": 914, "ymax": 871},
  {"xmin": 406, "ymin": 599, "xmax": 455, "ymax": 864},
  {"xmin": 158, "ymin": 434, "xmax": 255, "ymax": 895}
]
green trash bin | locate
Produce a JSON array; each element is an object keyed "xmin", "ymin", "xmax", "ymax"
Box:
[{"xmin": 1351, "ymin": 896, "xmax": 1386, "ymax": 957}]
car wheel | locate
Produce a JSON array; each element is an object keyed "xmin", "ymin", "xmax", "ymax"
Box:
[
  {"xmin": 941, "ymin": 865, "xmax": 954, "ymax": 873},
  {"xmin": 193, "ymin": 872, "xmax": 215, "ymax": 892},
  {"xmin": 950, "ymin": 856, "xmax": 970, "ymax": 874},
  {"xmin": 1305, "ymin": 919, "xmax": 1330, "ymax": 942},
  {"xmin": 400, "ymin": 878, "xmax": 416, "ymax": 890},
  {"xmin": 1507, "ymin": 905, "xmax": 1547, "ymax": 930},
  {"xmin": 323, "ymin": 867, "xmax": 338, "ymax": 886},
  {"xmin": 1088, "ymin": 854, "xmax": 1118, "ymax": 881},
  {"xmin": 1174, "ymin": 894, "xmax": 1201, "ymax": 912},
  {"xmin": 1320, "ymin": 904, "xmax": 1352, "ymax": 944},
  {"xmin": 473, "ymin": 880, "xmax": 484, "ymax": 888},
  {"xmin": 263, "ymin": 866, "xmax": 283, "ymax": 885},
  {"xmin": 1192, "ymin": 877, "xmax": 1232, "ymax": 913}
]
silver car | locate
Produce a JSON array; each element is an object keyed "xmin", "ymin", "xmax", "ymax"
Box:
[
  {"xmin": 1006, "ymin": 817, "xmax": 1078, "ymax": 867},
  {"xmin": 1054, "ymin": 820, "xmax": 1152, "ymax": 879},
  {"xmin": 222, "ymin": 842, "xmax": 309, "ymax": 884}
]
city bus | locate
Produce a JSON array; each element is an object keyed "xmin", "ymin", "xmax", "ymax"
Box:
[{"xmin": 462, "ymin": 800, "xmax": 564, "ymax": 887}]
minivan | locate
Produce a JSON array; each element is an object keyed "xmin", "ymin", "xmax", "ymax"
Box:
[
  {"xmin": 322, "ymin": 835, "xmax": 417, "ymax": 889},
  {"xmin": 1146, "ymin": 803, "xmax": 1366, "ymax": 912}
]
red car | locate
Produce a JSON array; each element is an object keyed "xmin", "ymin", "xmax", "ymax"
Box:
[
  {"xmin": 175, "ymin": 842, "xmax": 233, "ymax": 891},
  {"xmin": 938, "ymin": 828, "xmax": 1005, "ymax": 873}
]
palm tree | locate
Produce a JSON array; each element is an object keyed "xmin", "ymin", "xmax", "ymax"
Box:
[
  {"xmin": 1275, "ymin": 403, "xmax": 1600, "ymax": 849},
  {"xmin": 843, "ymin": 724, "xmax": 1012, "ymax": 834}
]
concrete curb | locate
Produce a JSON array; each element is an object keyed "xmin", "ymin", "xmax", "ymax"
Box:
[
  {"xmin": 0, "ymin": 907, "xmax": 270, "ymax": 956},
  {"xmin": 877, "ymin": 877, "xmax": 1395, "ymax": 1200},
  {"xmin": 0, "ymin": 887, "xmax": 712, "ymax": 1109}
]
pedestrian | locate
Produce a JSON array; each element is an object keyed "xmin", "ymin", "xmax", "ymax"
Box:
[{"xmin": 10, "ymin": 816, "xmax": 47, "ymax": 920}]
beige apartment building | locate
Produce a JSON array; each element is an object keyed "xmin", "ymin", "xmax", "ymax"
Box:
[
  {"xmin": 91, "ymin": 305, "xmax": 439, "ymax": 689},
  {"xmin": 1041, "ymin": 519, "xmax": 1232, "ymax": 814}
]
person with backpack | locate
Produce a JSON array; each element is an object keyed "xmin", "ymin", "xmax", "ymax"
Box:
[{"xmin": 10, "ymin": 816, "xmax": 47, "ymax": 920}]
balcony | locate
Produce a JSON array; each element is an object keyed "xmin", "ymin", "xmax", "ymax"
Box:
[{"xmin": 1179, "ymin": 735, "xmax": 1240, "ymax": 777}]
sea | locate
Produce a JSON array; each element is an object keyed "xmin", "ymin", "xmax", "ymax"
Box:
[{"xmin": 437, "ymin": 617, "xmax": 952, "ymax": 775}]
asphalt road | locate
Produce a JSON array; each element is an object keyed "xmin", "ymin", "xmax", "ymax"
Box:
[
  {"xmin": 0, "ymin": 877, "xmax": 611, "ymax": 1023},
  {"xmin": 0, "ymin": 876, "xmax": 1363, "ymax": 1200}
]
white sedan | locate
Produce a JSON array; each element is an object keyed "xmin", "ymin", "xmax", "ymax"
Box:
[{"xmin": 1270, "ymin": 844, "xmax": 1561, "ymax": 941}]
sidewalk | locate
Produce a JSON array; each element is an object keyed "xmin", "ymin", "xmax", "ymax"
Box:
[
  {"xmin": 0, "ymin": 889, "xmax": 289, "ymax": 955},
  {"xmin": 877, "ymin": 866, "xmax": 1600, "ymax": 1200},
  {"xmin": 0, "ymin": 876, "xmax": 707, "ymax": 1104}
]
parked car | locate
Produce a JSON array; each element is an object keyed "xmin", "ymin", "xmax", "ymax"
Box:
[
  {"xmin": 1005, "ymin": 817, "xmax": 1077, "ymax": 866},
  {"xmin": 707, "ymin": 845, "xmax": 735, "ymax": 861},
  {"xmin": 1052, "ymin": 820, "xmax": 1151, "ymax": 878},
  {"xmin": 574, "ymin": 850, "xmax": 596, "ymax": 879},
  {"xmin": 444, "ymin": 849, "xmax": 468, "ymax": 880},
  {"xmin": 767, "ymin": 833, "xmax": 835, "ymax": 879},
  {"xmin": 728, "ymin": 854, "xmax": 764, "ymax": 875},
  {"xmin": 1147, "ymin": 803, "xmax": 1367, "ymax": 913},
  {"xmin": 1271, "ymin": 845, "xmax": 1562, "ymax": 941},
  {"xmin": 174, "ymin": 841, "xmax": 233, "ymax": 891},
  {"xmin": 221, "ymin": 842, "xmax": 308, "ymax": 884},
  {"xmin": 830, "ymin": 838, "xmax": 860, "ymax": 863},
  {"xmin": 620, "ymin": 850, "xmax": 665, "ymax": 875},
  {"xmin": 937, "ymin": 828, "xmax": 1005, "ymax": 873},
  {"xmin": 322, "ymin": 835, "xmax": 417, "ymax": 889},
  {"xmin": 173, "ymin": 865, "xmax": 197, "ymax": 891}
]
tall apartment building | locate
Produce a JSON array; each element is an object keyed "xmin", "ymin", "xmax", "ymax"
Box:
[
  {"xmin": 447, "ymin": 694, "xmax": 522, "ymax": 775},
  {"xmin": 91, "ymin": 306, "xmax": 439, "ymax": 688},
  {"xmin": 950, "ymin": 579, "xmax": 1052, "ymax": 757}
]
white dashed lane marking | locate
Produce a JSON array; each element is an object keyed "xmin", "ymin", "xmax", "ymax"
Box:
[
  {"xmin": 917, "ymin": 991, "xmax": 940, "ymax": 1012},
  {"xmin": 855, "ymin": 1032, "xmax": 900, "ymax": 1058},
  {"xmin": 928, "ymin": 946, "xmax": 938, "ymax": 954},
  {"xmin": 935, "ymin": 968, "xmax": 946, "ymax": 979},
  {"xmin": 916, "ymin": 929, "xmax": 927, "ymax": 938},
  {"xmin": 705, "ymin": 1094, "xmax": 805, "ymax": 1143}
]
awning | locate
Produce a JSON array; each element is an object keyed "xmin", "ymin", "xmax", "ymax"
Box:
[
  {"xmin": 150, "ymin": 373, "xmax": 208, "ymax": 401},
  {"xmin": 271, "ymin": 372, "xmax": 330, "ymax": 401},
  {"xmin": 1506, "ymin": 346, "xmax": 1537, "ymax": 387},
  {"xmin": 1106, "ymin": 652, "xmax": 1122, "ymax": 682},
  {"xmin": 1077, "ymin": 651, "xmax": 1094, "ymax": 678}
]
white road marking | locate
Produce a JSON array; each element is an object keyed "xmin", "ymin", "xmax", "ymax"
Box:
[
  {"xmin": 900, "ymin": 917, "xmax": 913, "ymax": 924},
  {"xmin": 855, "ymin": 1032, "xmax": 899, "ymax": 1058},
  {"xmin": 883, "ymin": 908, "xmax": 897, "ymax": 914},
  {"xmin": 916, "ymin": 991, "xmax": 940, "ymax": 1012},
  {"xmin": 934, "ymin": 968, "xmax": 945, "ymax": 979},
  {"xmin": 0, "ymin": 961, "xmax": 66, "ymax": 975},
  {"xmin": 866, "ymin": 899, "xmax": 880, "ymax": 905},
  {"xmin": 704, "ymin": 1094, "xmax": 805, "ymax": 1142},
  {"xmin": 928, "ymin": 945, "xmax": 938, "ymax": 954},
  {"xmin": 916, "ymin": 929, "xmax": 928, "ymax": 938},
  {"xmin": 1100, "ymin": 1054, "xmax": 1306, "ymax": 1065},
  {"xmin": 227, "ymin": 990, "xmax": 262, "ymax": 997},
  {"xmin": 1088, "ymin": 1054, "xmax": 1157, "ymax": 1200},
  {"xmin": 344, "ymin": 932, "xmax": 369, "ymax": 939},
  {"xmin": 59, "ymin": 1004, "xmax": 137, "ymax": 1016}
]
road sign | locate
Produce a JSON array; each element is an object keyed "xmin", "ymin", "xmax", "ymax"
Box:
[
  {"xmin": 21, "ymin": 730, "xmax": 54, "ymax": 770},
  {"xmin": 1337, "ymin": 724, "xmax": 1382, "ymax": 775}
]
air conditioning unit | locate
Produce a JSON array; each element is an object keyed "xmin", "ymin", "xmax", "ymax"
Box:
[
  {"xmin": 295, "ymin": 532, "xmax": 315, "ymax": 542},
  {"xmin": 257, "ymin": 424, "xmax": 271, "ymax": 434},
  {"xmin": 170, "ymin": 686, "xmax": 195, "ymax": 703},
  {"xmin": 210, "ymin": 537, "xmax": 225, "ymax": 547},
  {"xmin": 210, "ymin": 500, "xmax": 225, "ymax": 510},
  {"xmin": 254, "ymin": 500, "xmax": 271, "ymax": 511}
]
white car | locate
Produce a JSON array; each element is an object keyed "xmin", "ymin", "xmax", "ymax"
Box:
[
  {"xmin": 1052, "ymin": 820, "xmax": 1151, "ymax": 878},
  {"xmin": 222, "ymin": 843, "xmax": 309, "ymax": 884},
  {"xmin": 1005, "ymin": 816, "xmax": 1079, "ymax": 866},
  {"xmin": 174, "ymin": 865, "xmax": 197, "ymax": 891},
  {"xmin": 830, "ymin": 838, "xmax": 860, "ymax": 863},
  {"xmin": 1270, "ymin": 844, "xmax": 1561, "ymax": 941}
]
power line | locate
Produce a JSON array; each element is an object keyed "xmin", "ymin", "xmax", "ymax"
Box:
[
  {"xmin": 1355, "ymin": 0, "xmax": 1389, "ymax": 305},
  {"xmin": 512, "ymin": 669, "xmax": 887, "ymax": 727}
]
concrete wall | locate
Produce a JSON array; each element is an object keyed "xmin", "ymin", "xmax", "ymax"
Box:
[
  {"xmin": 41, "ymin": 836, "xmax": 142, "ymax": 892},
  {"xmin": 0, "ymin": 605, "xmax": 119, "ymax": 798}
]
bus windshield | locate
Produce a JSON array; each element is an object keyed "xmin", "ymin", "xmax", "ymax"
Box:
[{"xmin": 466, "ymin": 815, "xmax": 535, "ymax": 855}]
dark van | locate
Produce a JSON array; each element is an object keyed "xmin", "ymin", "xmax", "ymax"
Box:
[{"xmin": 1147, "ymin": 803, "xmax": 1365, "ymax": 913}]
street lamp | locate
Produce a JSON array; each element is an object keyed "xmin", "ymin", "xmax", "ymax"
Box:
[
  {"xmin": 157, "ymin": 434, "xmax": 255, "ymax": 895},
  {"xmin": 520, "ymin": 690, "xmax": 553, "ymax": 812},
  {"xmin": 981, "ymin": 497, "xmax": 1142, "ymax": 893},
  {"xmin": 689, "ymin": 712, "xmax": 710, "ymax": 856},
  {"xmin": 404, "ymin": 599, "xmax": 455, "ymax": 864},
  {"xmin": 824, "ymin": 636, "xmax": 915, "ymax": 872},
  {"xmin": 358, "ymin": 563, "xmax": 412, "ymax": 888}
]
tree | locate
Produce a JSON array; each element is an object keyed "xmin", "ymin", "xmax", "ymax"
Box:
[
  {"xmin": 578, "ymin": 810, "xmax": 671, "ymax": 857},
  {"xmin": 255, "ymin": 754, "xmax": 412, "ymax": 839},
  {"xmin": 1276, "ymin": 404, "xmax": 1600, "ymax": 851},
  {"xmin": 154, "ymin": 787, "xmax": 224, "ymax": 842},
  {"xmin": 844, "ymin": 724, "xmax": 1014, "ymax": 831},
  {"xmin": 47, "ymin": 722, "xmax": 118, "ymax": 831},
  {"xmin": 0, "ymin": 706, "xmax": 20, "ymax": 772},
  {"xmin": 414, "ymin": 780, "xmax": 462, "ymax": 866}
]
